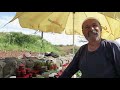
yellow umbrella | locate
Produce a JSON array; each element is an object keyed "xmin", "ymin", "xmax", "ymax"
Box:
[
  {"xmin": 7, "ymin": 12, "xmax": 120, "ymax": 54},
  {"xmin": 9, "ymin": 12, "xmax": 120, "ymax": 39},
  {"xmin": 100, "ymin": 12, "xmax": 120, "ymax": 21}
]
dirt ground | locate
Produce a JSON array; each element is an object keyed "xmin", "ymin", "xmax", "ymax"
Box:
[
  {"xmin": 58, "ymin": 45, "xmax": 80, "ymax": 54},
  {"xmin": 0, "ymin": 51, "xmax": 40, "ymax": 59},
  {"xmin": 0, "ymin": 45, "xmax": 80, "ymax": 59}
]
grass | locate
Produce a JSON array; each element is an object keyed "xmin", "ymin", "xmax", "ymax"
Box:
[
  {"xmin": 0, "ymin": 32, "xmax": 80, "ymax": 56},
  {"xmin": 0, "ymin": 32, "xmax": 61, "ymax": 54}
]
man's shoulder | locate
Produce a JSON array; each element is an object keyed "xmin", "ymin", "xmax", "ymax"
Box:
[
  {"xmin": 102, "ymin": 39, "xmax": 120, "ymax": 47},
  {"xmin": 76, "ymin": 44, "xmax": 87, "ymax": 54},
  {"xmin": 79, "ymin": 44, "xmax": 87, "ymax": 50},
  {"xmin": 102, "ymin": 39, "xmax": 113, "ymax": 43}
]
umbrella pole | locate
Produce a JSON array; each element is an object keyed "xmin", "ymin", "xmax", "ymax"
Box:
[
  {"xmin": 41, "ymin": 31, "xmax": 44, "ymax": 52},
  {"xmin": 73, "ymin": 12, "xmax": 75, "ymax": 55},
  {"xmin": 41, "ymin": 31, "xmax": 43, "ymax": 39}
]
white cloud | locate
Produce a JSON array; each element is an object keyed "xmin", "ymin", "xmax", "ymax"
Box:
[{"xmin": 42, "ymin": 33, "xmax": 87, "ymax": 46}]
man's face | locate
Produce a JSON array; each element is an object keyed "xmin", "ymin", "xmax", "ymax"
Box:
[{"xmin": 82, "ymin": 19, "xmax": 102, "ymax": 42}]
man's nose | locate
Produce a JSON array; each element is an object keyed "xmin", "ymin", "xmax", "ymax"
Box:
[{"xmin": 90, "ymin": 27, "xmax": 95, "ymax": 31}]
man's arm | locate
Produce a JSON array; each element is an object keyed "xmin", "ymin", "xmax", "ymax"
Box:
[
  {"xmin": 59, "ymin": 45, "xmax": 85, "ymax": 78},
  {"xmin": 111, "ymin": 41, "xmax": 120, "ymax": 76}
]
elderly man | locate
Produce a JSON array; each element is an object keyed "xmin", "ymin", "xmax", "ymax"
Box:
[{"xmin": 59, "ymin": 17, "xmax": 120, "ymax": 78}]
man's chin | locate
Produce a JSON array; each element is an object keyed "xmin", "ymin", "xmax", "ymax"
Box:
[{"xmin": 88, "ymin": 36, "xmax": 100, "ymax": 41}]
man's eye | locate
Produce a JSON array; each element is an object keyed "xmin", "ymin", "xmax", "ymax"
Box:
[
  {"xmin": 93, "ymin": 24, "xmax": 98, "ymax": 27},
  {"xmin": 85, "ymin": 26, "xmax": 89, "ymax": 29}
]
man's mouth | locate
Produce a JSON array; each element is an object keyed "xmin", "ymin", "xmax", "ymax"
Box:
[
  {"xmin": 88, "ymin": 30, "xmax": 98, "ymax": 37},
  {"xmin": 92, "ymin": 29, "xmax": 97, "ymax": 34}
]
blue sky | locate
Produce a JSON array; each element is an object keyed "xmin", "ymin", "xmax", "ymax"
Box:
[
  {"xmin": 0, "ymin": 12, "xmax": 16, "ymax": 16},
  {"xmin": 0, "ymin": 12, "xmax": 87, "ymax": 46}
]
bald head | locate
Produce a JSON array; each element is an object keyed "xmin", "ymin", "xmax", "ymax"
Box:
[{"xmin": 82, "ymin": 18, "xmax": 101, "ymax": 30}]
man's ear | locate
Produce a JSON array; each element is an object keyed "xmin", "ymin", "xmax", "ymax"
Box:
[
  {"xmin": 82, "ymin": 30, "xmax": 85, "ymax": 36},
  {"xmin": 100, "ymin": 25, "xmax": 102, "ymax": 31}
]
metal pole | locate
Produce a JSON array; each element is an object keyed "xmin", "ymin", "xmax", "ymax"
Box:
[
  {"xmin": 73, "ymin": 12, "xmax": 75, "ymax": 55},
  {"xmin": 41, "ymin": 31, "xmax": 44, "ymax": 52},
  {"xmin": 41, "ymin": 31, "xmax": 43, "ymax": 39}
]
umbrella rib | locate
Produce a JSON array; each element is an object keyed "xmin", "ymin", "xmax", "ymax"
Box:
[
  {"xmin": 64, "ymin": 12, "xmax": 71, "ymax": 33},
  {"xmin": 39, "ymin": 12, "xmax": 54, "ymax": 23},
  {"xmin": 104, "ymin": 16, "xmax": 115, "ymax": 39},
  {"xmin": 84, "ymin": 12, "xmax": 88, "ymax": 17},
  {"xmin": 100, "ymin": 12, "xmax": 120, "ymax": 22},
  {"xmin": 115, "ymin": 37, "xmax": 120, "ymax": 40},
  {"xmin": 38, "ymin": 12, "xmax": 54, "ymax": 32},
  {"xmin": 1, "ymin": 12, "xmax": 25, "ymax": 28},
  {"xmin": 9, "ymin": 12, "xmax": 25, "ymax": 22},
  {"xmin": 114, "ymin": 12, "xmax": 117, "ymax": 19}
]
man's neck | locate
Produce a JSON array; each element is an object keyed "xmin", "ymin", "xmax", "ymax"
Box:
[{"xmin": 88, "ymin": 39, "xmax": 101, "ymax": 51}]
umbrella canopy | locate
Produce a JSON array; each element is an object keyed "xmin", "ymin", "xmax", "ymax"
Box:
[
  {"xmin": 9, "ymin": 12, "xmax": 120, "ymax": 40},
  {"xmin": 100, "ymin": 12, "xmax": 120, "ymax": 21}
]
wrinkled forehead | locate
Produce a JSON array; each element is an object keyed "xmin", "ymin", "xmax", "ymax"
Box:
[{"xmin": 82, "ymin": 18, "xmax": 100, "ymax": 26}]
